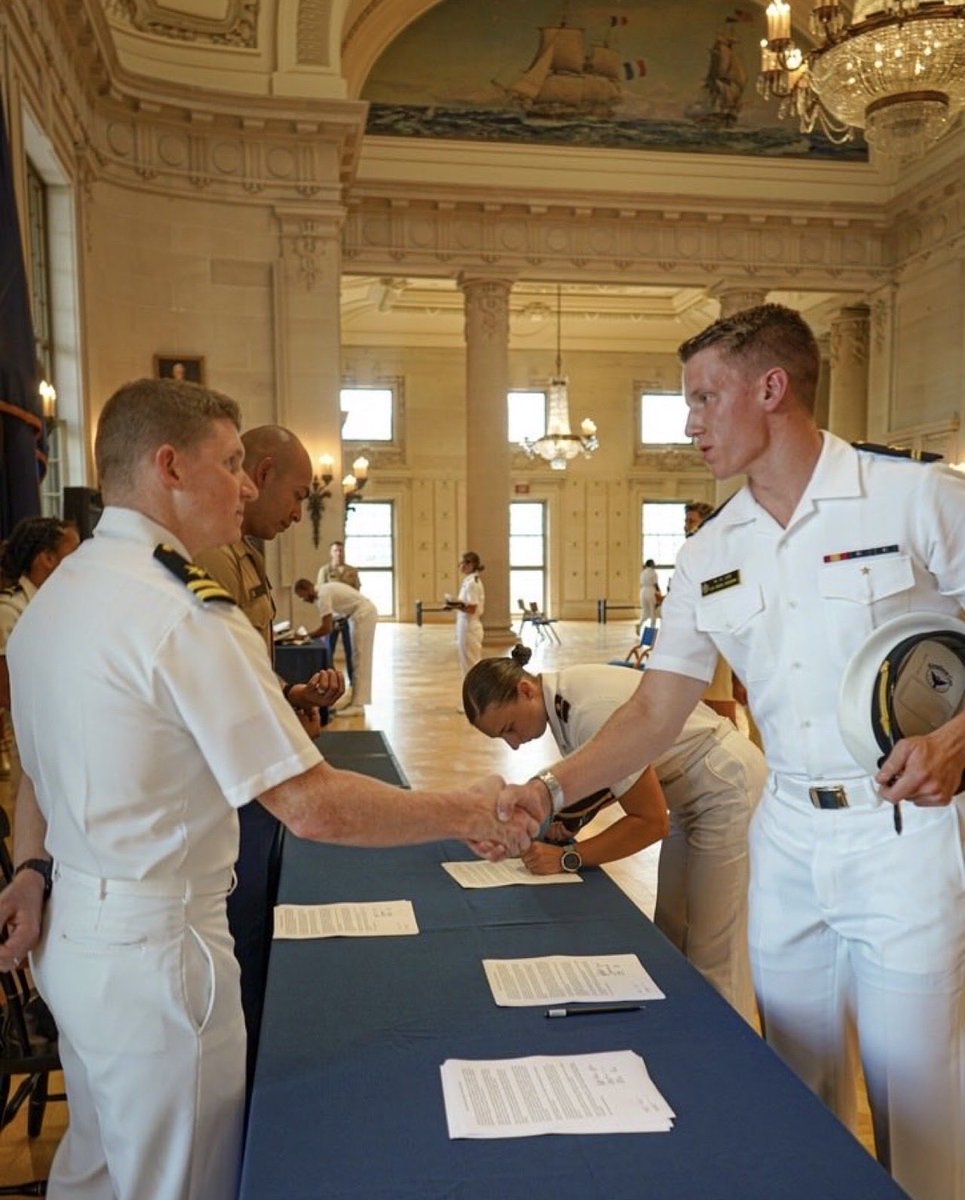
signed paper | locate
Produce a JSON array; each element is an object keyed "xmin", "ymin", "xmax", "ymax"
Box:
[
  {"xmin": 441, "ymin": 1051, "xmax": 675, "ymax": 1137},
  {"xmin": 273, "ymin": 900, "xmax": 418, "ymax": 939},
  {"xmin": 482, "ymin": 954, "xmax": 665, "ymax": 1006},
  {"xmin": 441, "ymin": 859, "xmax": 582, "ymax": 888}
]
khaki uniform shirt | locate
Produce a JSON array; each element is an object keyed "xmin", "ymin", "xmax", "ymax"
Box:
[{"xmin": 196, "ymin": 540, "xmax": 275, "ymax": 660}]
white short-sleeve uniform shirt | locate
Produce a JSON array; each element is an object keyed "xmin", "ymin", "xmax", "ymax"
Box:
[
  {"xmin": 7, "ymin": 507, "xmax": 322, "ymax": 882},
  {"xmin": 647, "ymin": 433, "xmax": 965, "ymax": 780},
  {"xmin": 314, "ymin": 580, "xmax": 377, "ymax": 622}
]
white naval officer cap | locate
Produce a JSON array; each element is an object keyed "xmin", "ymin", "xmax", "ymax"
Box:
[{"xmin": 838, "ymin": 612, "xmax": 965, "ymax": 775}]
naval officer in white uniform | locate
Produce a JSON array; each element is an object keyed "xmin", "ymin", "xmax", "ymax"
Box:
[
  {"xmin": 0, "ymin": 377, "xmax": 538, "ymax": 1200},
  {"xmin": 497, "ymin": 304, "xmax": 965, "ymax": 1200}
]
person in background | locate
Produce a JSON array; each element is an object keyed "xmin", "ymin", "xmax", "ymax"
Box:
[
  {"xmin": 446, "ymin": 550, "xmax": 485, "ymax": 675},
  {"xmin": 316, "ymin": 539, "xmax": 360, "ymax": 691},
  {"xmin": 638, "ymin": 557, "xmax": 661, "ymax": 632},
  {"xmin": 0, "ymin": 517, "xmax": 80, "ymax": 795},
  {"xmin": 684, "ymin": 500, "xmax": 714, "ymax": 537},
  {"xmin": 0, "ymin": 377, "xmax": 537, "ymax": 1200},
  {"xmin": 497, "ymin": 304, "xmax": 965, "ymax": 1200},
  {"xmin": 464, "ymin": 645, "xmax": 767, "ymax": 1020},
  {"xmin": 295, "ymin": 577, "xmax": 378, "ymax": 718},
  {"xmin": 195, "ymin": 425, "xmax": 343, "ymax": 1087}
]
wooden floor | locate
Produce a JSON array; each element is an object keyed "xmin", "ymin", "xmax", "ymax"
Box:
[{"xmin": 0, "ymin": 617, "xmax": 875, "ymax": 1187}]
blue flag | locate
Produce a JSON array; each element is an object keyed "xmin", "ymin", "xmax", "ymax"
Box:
[{"xmin": 0, "ymin": 94, "xmax": 45, "ymax": 538}]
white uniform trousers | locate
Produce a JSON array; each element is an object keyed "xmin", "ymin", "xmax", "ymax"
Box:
[
  {"xmin": 749, "ymin": 778, "xmax": 964, "ymax": 1200},
  {"xmin": 33, "ymin": 865, "xmax": 246, "ymax": 1200},
  {"xmin": 456, "ymin": 614, "xmax": 483, "ymax": 677},
  {"xmin": 348, "ymin": 607, "xmax": 376, "ymax": 706},
  {"xmin": 655, "ymin": 726, "xmax": 766, "ymax": 1023}
]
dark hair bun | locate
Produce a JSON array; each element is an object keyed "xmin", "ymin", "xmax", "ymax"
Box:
[{"xmin": 510, "ymin": 643, "xmax": 532, "ymax": 666}]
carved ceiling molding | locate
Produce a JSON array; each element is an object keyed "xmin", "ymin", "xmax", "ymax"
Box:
[
  {"xmin": 103, "ymin": 0, "xmax": 260, "ymax": 48},
  {"xmin": 276, "ymin": 208, "xmax": 347, "ymax": 291},
  {"xmin": 830, "ymin": 307, "xmax": 871, "ymax": 370},
  {"xmin": 885, "ymin": 174, "xmax": 965, "ymax": 278},
  {"xmin": 343, "ymin": 198, "xmax": 890, "ymax": 293}
]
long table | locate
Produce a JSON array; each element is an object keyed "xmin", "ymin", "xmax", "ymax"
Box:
[{"xmin": 241, "ymin": 731, "xmax": 908, "ymax": 1200}]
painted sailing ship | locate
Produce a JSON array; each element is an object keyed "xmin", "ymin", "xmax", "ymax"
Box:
[
  {"xmin": 687, "ymin": 22, "xmax": 748, "ymax": 126},
  {"xmin": 508, "ymin": 22, "xmax": 644, "ymax": 118}
]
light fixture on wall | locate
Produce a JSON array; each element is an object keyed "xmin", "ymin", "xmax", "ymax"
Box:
[
  {"xmin": 307, "ymin": 454, "xmax": 334, "ymax": 549},
  {"xmin": 522, "ymin": 285, "xmax": 599, "ymax": 471},
  {"xmin": 39, "ymin": 379, "xmax": 57, "ymax": 428},
  {"xmin": 757, "ymin": 0, "xmax": 965, "ymax": 162},
  {"xmin": 342, "ymin": 456, "xmax": 369, "ymax": 513}
]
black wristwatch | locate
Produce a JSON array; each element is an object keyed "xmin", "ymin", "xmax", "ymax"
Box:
[
  {"xmin": 560, "ymin": 847, "xmax": 583, "ymax": 874},
  {"xmin": 15, "ymin": 858, "xmax": 53, "ymax": 900}
]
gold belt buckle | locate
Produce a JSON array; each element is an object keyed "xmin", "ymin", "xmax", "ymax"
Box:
[{"xmin": 809, "ymin": 785, "xmax": 849, "ymax": 810}]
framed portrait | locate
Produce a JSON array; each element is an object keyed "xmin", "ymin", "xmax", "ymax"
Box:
[{"xmin": 154, "ymin": 354, "xmax": 205, "ymax": 384}]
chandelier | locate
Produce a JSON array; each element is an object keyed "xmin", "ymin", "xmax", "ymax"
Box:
[
  {"xmin": 522, "ymin": 285, "xmax": 599, "ymax": 471},
  {"xmin": 757, "ymin": 0, "xmax": 965, "ymax": 161}
]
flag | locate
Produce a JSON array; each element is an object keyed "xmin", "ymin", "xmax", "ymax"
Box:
[
  {"xmin": 0, "ymin": 94, "xmax": 45, "ymax": 538},
  {"xmin": 622, "ymin": 58, "xmax": 647, "ymax": 80}
]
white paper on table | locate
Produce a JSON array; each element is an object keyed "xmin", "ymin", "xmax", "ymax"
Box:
[
  {"xmin": 441, "ymin": 859, "xmax": 582, "ymax": 888},
  {"xmin": 482, "ymin": 954, "xmax": 665, "ymax": 1006},
  {"xmin": 441, "ymin": 1050, "xmax": 675, "ymax": 1138},
  {"xmin": 272, "ymin": 900, "xmax": 418, "ymax": 939}
]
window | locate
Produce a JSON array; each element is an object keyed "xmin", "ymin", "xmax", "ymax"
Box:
[
  {"xmin": 508, "ymin": 390, "xmax": 546, "ymax": 445},
  {"xmin": 340, "ymin": 387, "xmax": 393, "ymax": 442},
  {"xmin": 345, "ymin": 501, "xmax": 395, "ymax": 617},
  {"xmin": 509, "ymin": 501, "xmax": 546, "ymax": 612},
  {"xmin": 641, "ymin": 502, "xmax": 686, "ymax": 594},
  {"xmin": 639, "ymin": 391, "xmax": 689, "ymax": 445},
  {"xmin": 25, "ymin": 160, "xmax": 52, "ymax": 380}
]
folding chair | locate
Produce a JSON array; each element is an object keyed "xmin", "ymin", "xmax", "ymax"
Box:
[
  {"xmin": 609, "ymin": 624, "xmax": 657, "ymax": 669},
  {"xmin": 528, "ymin": 603, "xmax": 561, "ymax": 645}
]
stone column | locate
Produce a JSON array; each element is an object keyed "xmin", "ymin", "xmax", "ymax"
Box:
[
  {"xmin": 828, "ymin": 305, "xmax": 870, "ymax": 444},
  {"xmin": 714, "ymin": 287, "xmax": 768, "ymax": 318},
  {"xmin": 272, "ymin": 206, "xmax": 346, "ymax": 592},
  {"xmin": 814, "ymin": 333, "xmax": 831, "ymax": 431},
  {"xmin": 458, "ymin": 273, "xmax": 514, "ymax": 645},
  {"xmin": 866, "ymin": 287, "xmax": 895, "ymax": 442}
]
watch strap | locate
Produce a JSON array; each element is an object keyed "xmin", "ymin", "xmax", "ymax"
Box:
[
  {"xmin": 531, "ymin": 769, "xmax": 565, "ymax": 815},
  {"xmin": 14, "ymin": 858, "xmax": 53, "ymax": 900}
]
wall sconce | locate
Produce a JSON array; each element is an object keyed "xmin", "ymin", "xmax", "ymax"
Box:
[
  {"xmin": 39, "ymin": 379, "xmax": 57, "ymax": 427},
  {"xmin": 307, "ymin": 453, "xmax": 335, "ymax": 548},
  {"xmin": 343, "ymin": 456, "xmax": 369, "ymax": 513}
]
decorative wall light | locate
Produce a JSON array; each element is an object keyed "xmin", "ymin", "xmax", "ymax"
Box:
[
  {"xmin": 522, "ymin": 285, "xmax": 599, "ymax": 471},
  {"xmin": 342, "ymin": 456, "xmax": 369, "ymax": 513},
  {"xmin": 307, "ymin": 454, "xmax": 334, "ymax": 548}
]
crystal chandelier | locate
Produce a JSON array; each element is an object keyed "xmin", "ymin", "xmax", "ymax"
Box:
[
  {"xmin": 757, "ymin": 0, "xmax": 965, "ymax": 161},
  {"xmin": 522, "ymin": 285, "xmax": 599, "ymax": 471}
]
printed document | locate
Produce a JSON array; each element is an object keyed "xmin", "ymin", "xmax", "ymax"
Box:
[
  {"xmin": 441, "ymin": 859, "xmax": 582, "ymax": 888},
  {"xmin": 483, "ymin": 953, "xmax": 665, "ymax": 1006},
  {"xmin": 273, "ymin": 900, "xmax": 418, "ymax": 939},
  {"xmin": 441, "ymin": 1051, "xmax": 675, "ymax": 1137}
]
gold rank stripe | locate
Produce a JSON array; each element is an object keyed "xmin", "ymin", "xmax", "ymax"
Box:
[{"xmin": 153, "ymin": 543, "xmax": 237, "ymax": 605}]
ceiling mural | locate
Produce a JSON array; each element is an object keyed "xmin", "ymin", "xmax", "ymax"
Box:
[
  {"xmin": 361, "ymin": 0, "xmax": 867, "ymax": 160},
  {"xmin": 102, "ymin": 0, "xmax": 260, "ymax": 47}
]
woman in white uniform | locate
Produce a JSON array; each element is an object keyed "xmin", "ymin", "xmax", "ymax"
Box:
[
  {"xmin": 464, "ymin": 645, "xmax": 767, "ymax": 1020},
  {"xmin": 638, "ymin": 558, "xmax": 660, "ymax": 631},
  {"xmin": 448, "ymin": 551, "xmax": 485, "ymax": 676}
]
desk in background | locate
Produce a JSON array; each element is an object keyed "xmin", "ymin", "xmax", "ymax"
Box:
[
  {"xmin": 241, "ymin": 731, "xmax": 907, "ymax": 1200},
  {"xmin": 274, "ymin": 637, "xmax": 330, "ymax": 685}
]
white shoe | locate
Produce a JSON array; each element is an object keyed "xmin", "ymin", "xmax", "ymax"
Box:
[
  {"xmin": 332, "ymin": 704, "xmax": 364, "ymax": 718},
  {"xmin": 332, "ymin": 688, "xmax": 355, "ymax": 711}
]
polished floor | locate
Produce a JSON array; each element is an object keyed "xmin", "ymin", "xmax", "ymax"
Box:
[{"xmin": 0, "ymin": 617, "xmax": 875, "ymax": 1186}]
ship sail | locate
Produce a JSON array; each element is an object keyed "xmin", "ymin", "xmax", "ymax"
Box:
[
  {"xmin": 586, "ymin": 44, "xmax": 622, "ymax": 81},
  {"xmin": 508, "ymin": 20, "xmax": 633, "ymax": 116}
]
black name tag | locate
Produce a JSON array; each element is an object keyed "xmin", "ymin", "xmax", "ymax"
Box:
[{"xmin": 701, "ymin": 570, "xmax": 741, "ymax": 597}]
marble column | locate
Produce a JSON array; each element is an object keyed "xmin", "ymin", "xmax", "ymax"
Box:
[
  {"xmin": 714, "ymin": 287, "xmax": 768, "ymax": 318},
  {"xmin": 458, "ymin": 273, "xmax": 514, "ymax": 645},
  {"xmin": 272, "ymin": 206, "xmax": 346, "ymax": 592},
  {"xmin": 814, "ymin": 333, "xmax": 831, "ymax": 431},
  {"xmin": 828, "ymin": 305, "xmax": 870, "ymax": 445}
]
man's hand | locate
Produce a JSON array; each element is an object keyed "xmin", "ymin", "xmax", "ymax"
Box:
[
  {"xmin": 876, "ymin": 728, "xmax": 965, "ymax": 807},
  {"xmin": 289, "ymin": 669, "xmax": 345, "ymax": 711},
  {"xmin": 496, "ymin": 779, "xmax": 553, "ymax": 829},
  {"xmin": 296, "ymin": 706, "xmax": 323, "ymax": 739},
  {"xmin": 465, "ymin": 775, "xmax": 541, "ymax": 861},
  {"xmin": 521, "ymin": 841, "xmax": 565, "ymax": 875},
  {"xmin": 0, "ymin": 870, "xmax": 45, "ymax": 971}
]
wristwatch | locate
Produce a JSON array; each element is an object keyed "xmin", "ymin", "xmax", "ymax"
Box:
[
  {"xmin": 531, "ymin": 769, "xmax": 565, "ymax": 815},
  {"xmin": 14, "ymin": 858, "xmax": 53, "ymax": 900},
  {"xmin": 560, "ymin": 847, "xmax": 583, "ymax": 874}
]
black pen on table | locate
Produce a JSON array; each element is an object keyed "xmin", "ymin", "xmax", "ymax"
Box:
[{"xmin": 545, "ymin": 1002, "xmax": 642, "ymax": 1018}]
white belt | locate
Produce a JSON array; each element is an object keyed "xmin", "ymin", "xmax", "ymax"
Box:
[
  {"xmin": 771, "ymin": 772, "xmax": 883, "ymax": 810},
  {"xmin": 53, "ymin": 862, "xmax": 233, "ymax": 899}
]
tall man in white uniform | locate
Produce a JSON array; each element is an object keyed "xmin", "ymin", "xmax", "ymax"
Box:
[
  {"xmin": 0, "ymin": 378, "xmax": 538, "ymax": 1200},
  {"xmin": 497, "ymin": 305, "xmax": 964, "ymax": 1200},
  {"xmin": 296, "ymin": 577, "xmax": 378, "ymax": 716}
]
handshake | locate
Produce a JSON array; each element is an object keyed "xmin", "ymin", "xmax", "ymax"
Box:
[{"xmin": 464, "ymin": 776, "xmax": 553, "ymax": 861}]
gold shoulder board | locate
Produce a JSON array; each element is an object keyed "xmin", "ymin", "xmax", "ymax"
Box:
[{"xmin": 153, "ymin": 544, "xmax": 236, "ymax": 605}]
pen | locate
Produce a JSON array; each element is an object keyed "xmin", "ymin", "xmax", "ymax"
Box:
[
  {"xmin": 545, "ymin": 1002, "xmax": 642, "ymax": 1018},
  {"xmin": 893, "ymin": 801, "xmax": 902, "ymax": 836}
]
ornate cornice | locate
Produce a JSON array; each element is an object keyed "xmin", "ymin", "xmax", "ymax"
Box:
[{"xmin": 104, "ymin": 0, "xmax": 260, "ymax": 48}]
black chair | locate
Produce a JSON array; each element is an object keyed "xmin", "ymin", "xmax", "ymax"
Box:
[{"xmin": 0, "ymin": 810, "xmax": 64, "ymax": 1197}]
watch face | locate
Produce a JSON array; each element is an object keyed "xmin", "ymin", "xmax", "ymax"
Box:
[{"xmin": 560, "ymin": 848, "xmax": 582, "ymax": 873}]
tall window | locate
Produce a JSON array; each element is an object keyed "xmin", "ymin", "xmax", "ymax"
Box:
[
  {"xmin": 345, "ymin": 501, "xmax": 395, "ymax": 617},
  {"xmin": 340, "ymin": 387, "xmax": 394, "ymax": 441},
  {"xmin": 25, "ymin": 160, "xmax": 52, "ymax": 379},
  {"xmin": 641, "ymin": 502, "xmax": 686, "ymax": 594},
  {"xmin": 510, "ymin": 501, "xmax": 546, "ymax": 612},
  {"xmin": 508, "ymin": 390, "xmax": 546, "ymax": 444},
  {"xmin": 639, "ymin": 391, "xmax": 689, "ymax": 445}
]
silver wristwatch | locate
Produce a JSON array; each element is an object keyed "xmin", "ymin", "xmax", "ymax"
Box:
[
  {"xmin": 560, "ymin": 847, "xmax": 583, "ymax": 874},
  {"xmin": 531, "ymin": 769, "xmax": 565, "ymax": 815}
]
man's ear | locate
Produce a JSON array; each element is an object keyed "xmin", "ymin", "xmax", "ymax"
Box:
[
  {"xmin": 760, "ymin": 366, "xmax": 790, "ymax": 412},
  {"xmin": 251, "ymin": 456, "xmax": 274, "ymax": 488},
  {"xmin": 153, "ymin": 444, "xmax": 181, "ymax": 488}
]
